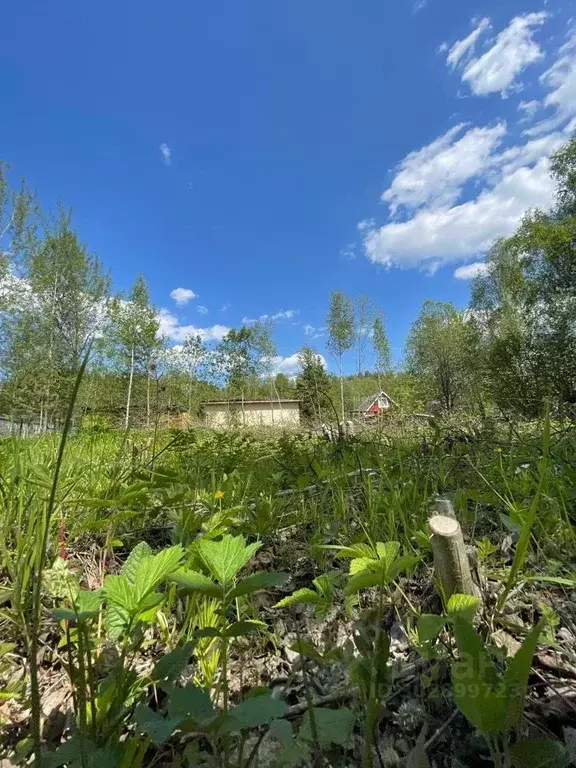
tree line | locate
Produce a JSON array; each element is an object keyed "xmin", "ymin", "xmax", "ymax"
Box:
[{"xmin": 0, "ymin": 132, "xmax": 575, "ymax": 429}]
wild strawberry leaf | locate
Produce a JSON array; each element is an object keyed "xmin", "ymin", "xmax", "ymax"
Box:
[
  {"xmin": 168, "ymin": 569, "xmax": 222, "ymax": 598},
  {"xmin": 227, "ymin": 571, "xmax": 287, "ymax": 599},
  {"xmin": 133, "ymin": 546, "xmax": 184, "ymax": 603},
  {"xmin": 197, "ymin": 535, "xmax": 261, "ymax": 586}
]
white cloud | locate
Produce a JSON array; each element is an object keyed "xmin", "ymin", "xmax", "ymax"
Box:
[
  {"xmin": 454, "ymin": 262, "xmax": 489, "ymax": 280},
  {"xmin": 304, "ymin": 323, "xmax": 325, "ymax": 339},
  {"xmin": 270, "ymin": 352, "xmax": 327, "ymax": 377},
  {"xmin": 158, "ymin": 308, "xmax": 229, "ymax": 343},
  {"xmin": 526, "ymin": 31, "xmax": 576, "ymax": 135},
  {"xmin": 197, "ymin": 305, "xmax": 209, "ymax": 314},
  {"xmin": 382, "ymin": 122, "xmax": 506, "ymax": 213},
  {"xmin": 450, "ymin": 12, "xmax": 547, "ymax": 97},
  {"xmin": 160, "ymin": 143, "xmax": 172, "ymax": 165},
  {"xmin": 518, "ymin": 99, "xmax": 541, "ymax": 120},
  {"xmin": 170, "ymin": 287, "xmax": 197, "ymax": 305},
  {"xmin": 242, "ymin": 309, "xmax": 299, "ymax": 324},
  {"xmin": 446, "ymin": 17, "xmax": 491, "ymax": 69},
  {"xmin": 220, "ymin": 302, "xmax": 231, "ymax": 312},
  {"xmin": 364, "ymin": 156, "xmax": 555, "ymax": 271}
]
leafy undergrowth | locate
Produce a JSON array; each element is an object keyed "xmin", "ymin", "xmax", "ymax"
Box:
[{"xmin": 1, "ymin": 419, "xmax": 576, "ymax": 766}]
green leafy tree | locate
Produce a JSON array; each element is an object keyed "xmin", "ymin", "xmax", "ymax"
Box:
[
  {"xmin": 326, "ymin": 291, "xmax": 354, "ymax": 422},
  {"xmin": 406, "ymin": 300, "xmax": 475, "ymax": 413},
  {"xmin": 296, "ymin": 345, "xmax": 331, "ymax": 423},
  {"xmin": 354, "ymin": 295, "xmax": 377, "ymax": 375},
  {"xmin": 372, "ymin": 315, "xmax": 391, "ymax": 386},
  {"xmin": 2, "ymin": 208, "xmax": 109, "ymax": 424},
  {"xmin": 108, "ymin": 275, "xmax": 160, "ymax": 429}
]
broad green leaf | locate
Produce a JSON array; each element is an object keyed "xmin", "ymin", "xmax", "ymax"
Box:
[
  {"xmin": 447, "ymin": 593, "xmax": 481, "ymax": 623},
  {"xmin": 104, "ymin": 601, "xmax": 130, "ymax": 640},
  {"xmin": 376, "ymin": 541, "xmax": 401, "ymax": 573},
  {"xmin": 197, "ymin": 535, "xmax": 261, "ymax": 585},
  {"xmin": 220, "ymin": 695, "xmax": 287, "ymax": 732},
  {"xmin": 133, "ymin": 546, "xmax": 184, "ymax": 603},
  {"xmin": 503, "ymin": 617, "xmax": 546, "ymax": 731},
  {"xmin": 75, "ymin": 590, "xmax": 104, "ymax": 615},
  {"xmin": 510, "ymin": 738, "xmax": 568, "ymax": 768},
  {"xmin": 227, "ymin": 571, "xmax": 287, "ymax": 599},
  {"xmin": 222, "ymin": 619, "xmax": 266, "ymax": 638},
  {"xmin": 168, "ymin": 569, "xmax": 222, "ymax": 598},
  {"xmin": 312, "ymin": 573, "xmax": 335, "ymax": 598},
  {"xmin": 417, "ymin": 614, "xmax": 446, "ymax": 644},
  {"xmin": 269, "ymin": 718, "xmax": 294, "ymax": 748},
  {"xmin": 299, "ymin": 707, "xmax": 354, "ymax": 748},
  {"xmin": 103, "ymin": 574, "xmax": 136, "ymax": 613},
  {"xmin": 344, "ymin": 570, "xmax": 381, "ymax": 595},
  {"xmin": 134, "ymin": 703, "xmax": 181, "ymax": 745},
  {"xmin": 387, "ymin": 554, "xmax": 420, "ymax": 582},
  {"xmin": 153, "ymin": 642, "xmax": 194, "ymax": 682},
  {"xmin": 451, "ymin": 616, "xmax": 504, "ymax": 733},
  {"xmin": 121, "ymin": 541, "xmax": 152, "ymax": 584},
  {"xmin": 166, "ymin": 683, "xmax": 216, "ymax": 724},
  {"xmin": 349, "ymin": 557, "xmax": 377, "ymax": 576},
  {"xmin": 274, "ymin": 588, "xmax": 319, "ymax": 609}
]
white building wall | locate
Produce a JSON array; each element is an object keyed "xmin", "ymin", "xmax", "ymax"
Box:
[{"xmin": 204, "ymin": 402, "xmax": 300, "ymax": 428}]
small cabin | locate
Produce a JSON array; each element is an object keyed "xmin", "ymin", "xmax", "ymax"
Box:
[
  {"xmin": 351, "ymin": 390, "xmax": 396, "ymax": 420},
  {"xmin": 202, "ymin": 399, "xmax": 300, "ymax": 429}
]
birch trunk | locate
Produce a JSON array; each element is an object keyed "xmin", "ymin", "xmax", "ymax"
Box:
[{"xmin": 124, "ymin": 343, "xmax": 135, "ymax": 430}]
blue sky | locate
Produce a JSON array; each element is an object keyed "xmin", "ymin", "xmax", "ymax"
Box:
[{"xmin": 2, "ymin": 0, "xmax": 575, "ymax": 374}]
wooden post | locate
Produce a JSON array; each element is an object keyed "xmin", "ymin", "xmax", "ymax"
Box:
[{"xmin": 429, "ymin": 515, "xmax": 475, "ymax": 599}]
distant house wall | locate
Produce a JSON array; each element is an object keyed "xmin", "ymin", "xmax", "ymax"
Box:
[{"xmin": 203, "ymin": 401, "xmax": 300, "ymax": 429}]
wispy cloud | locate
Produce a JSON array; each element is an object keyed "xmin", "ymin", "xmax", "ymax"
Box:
[
  {"xmin": 242, "ymin": 309, "xmax": 299, "ymax": 324},
  {"xmin": 160, "ymin": 143, "xmax": 172, "ymax": 165},
  {"xmin": 446, "ymin": 17, "xmax": 491, "ymax": 69},
  {"xmin": 303, "ymin": 323, "xmax": 325, "ymax": 339},
  {"xmin": 170, "ymin": 287, "xmax": 197, "ymax": 305},
  {"xmin": 220, "ymin": 302, "xmax": 231, "ymax": 312},
  {"xmin": 197, "ymin": 305, "xmax": 209, "ymax": 315},
  {"xmin": 446, "ymin": 13, "xmax": 548, "ymax": 97}
]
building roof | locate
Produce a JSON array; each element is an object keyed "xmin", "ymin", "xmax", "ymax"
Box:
[
  {"xmin": 352, "ymin": 390, "xmax": 397, "ymax": 412},
  {"xmin": 203, "ymin": 399, "xmax": 300, "ymax": 407}
]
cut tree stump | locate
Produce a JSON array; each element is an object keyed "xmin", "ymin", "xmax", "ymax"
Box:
[{"xmin": 429, "ymin": 514, "xmax": 475, "ymax": 599}]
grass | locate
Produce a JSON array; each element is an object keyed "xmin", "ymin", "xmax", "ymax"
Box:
[{"xmin": 0, "ymin": 416, "xmax": 575, "ymax": 766}]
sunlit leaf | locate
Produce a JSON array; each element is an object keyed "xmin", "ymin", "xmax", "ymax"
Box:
[
  {"xmin": 121, "ymin": 541, "xmax": 152, "ymax": 584},
  {"xmin": 274, "ymin": 588, "xmax": 319, "ymax": 609},
  {"xmin": 417, "ymin": 614, "xmax": 446, "ymax": 644},
  {"xmin": 133, "ymin": 546, "xmax": 184, "ymax": 604},
  {"xmin": 197, "ymin": 535, "xmax": 261, "ymax": 585},
  {"xmin": 447, "ymin": 593, "xmax": 480, "ymax": 623}
]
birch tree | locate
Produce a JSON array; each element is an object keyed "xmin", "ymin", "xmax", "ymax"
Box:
[
  {"xmin": 326, "ymin": 291, "xmax": 354, "ymax": 422},
  {"xmin": 108, "ymin": 275, "xmax": 159, "ymax": 429}
]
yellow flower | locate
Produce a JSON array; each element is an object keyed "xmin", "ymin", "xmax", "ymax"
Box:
[{"xmin": 215, "ymin": 490, "xmax": 225, "ymax": 499}]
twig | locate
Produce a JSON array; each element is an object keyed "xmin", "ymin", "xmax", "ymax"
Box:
[{"xmin": 423, "ymin": 709, "xmax": 458, "ymax": 751}]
